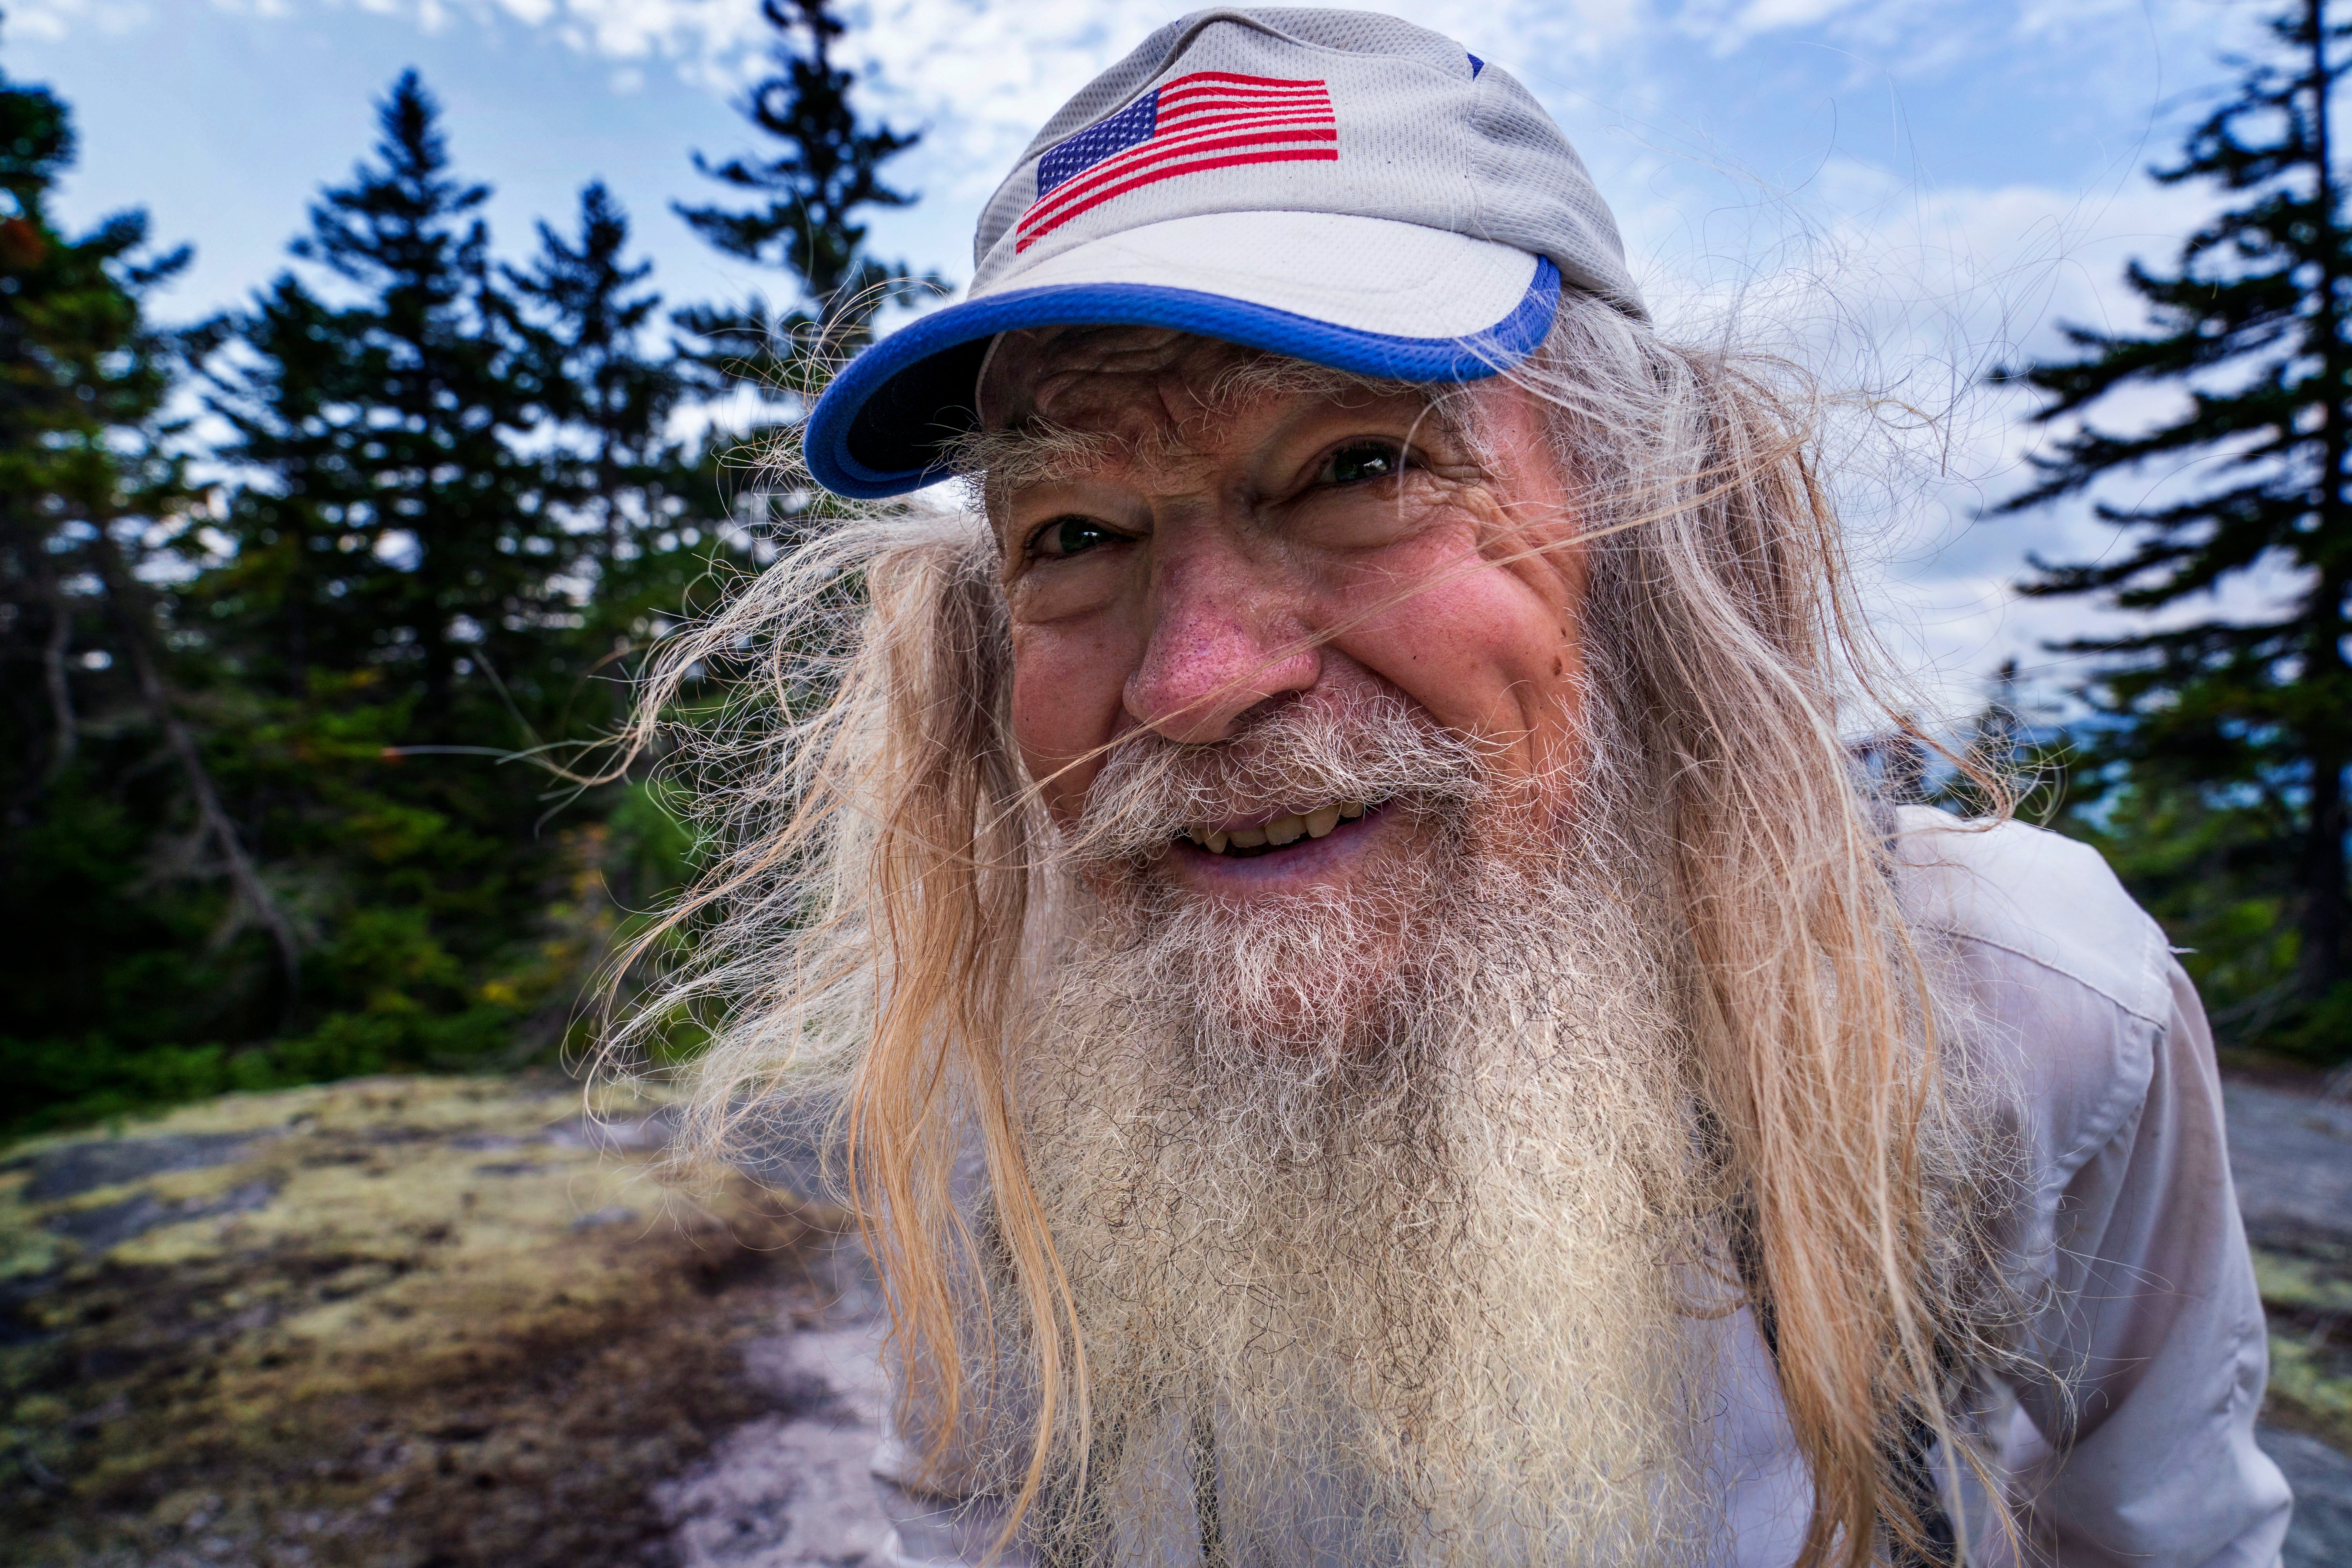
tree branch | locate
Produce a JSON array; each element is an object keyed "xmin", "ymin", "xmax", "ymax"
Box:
[{"xmin": 86, "ymin": 522, "xmax": 301, "ymax": 1023}]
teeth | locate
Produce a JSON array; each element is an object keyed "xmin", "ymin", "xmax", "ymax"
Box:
[{"xmin": 1183, "ymin": 800, "xmax": 1369, "ymax": 853}]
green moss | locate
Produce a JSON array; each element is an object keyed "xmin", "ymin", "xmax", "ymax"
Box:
[
  {"xmin": 2253, "ymin": 1235, "xmax": 2352, "ymax": 1449},
  {"xmin": 2265, "ymin": 1334, "xmax": 2352, "ymax": 1449},
  {"xmin": 2252, "ymin": 1248, "xmax": 2352, "ymax": 1316},
  {"xmin": 0, "ymin": 1074, "xmax": 834, "ymax": 1567}
]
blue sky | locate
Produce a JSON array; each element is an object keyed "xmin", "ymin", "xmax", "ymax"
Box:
[{"xmin": 18, "ymin": 0, "xmax": 2278, "ymax": 713}]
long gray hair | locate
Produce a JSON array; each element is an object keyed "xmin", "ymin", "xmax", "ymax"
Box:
[{"xmin": 600, "ymin": 291, "xmax": 2017, "ymax": 1567}]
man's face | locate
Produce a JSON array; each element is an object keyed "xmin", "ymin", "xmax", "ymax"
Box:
[
  {"xmin": 982, "ymin": 333, "xmax": 1706, "ymax": 1562},
  {"xmin": 980, "ymin": 327, "xmax": 1590, "ymax": 912}
]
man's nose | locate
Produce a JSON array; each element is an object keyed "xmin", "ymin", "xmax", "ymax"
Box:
[{"xmin": 1123, "ymin": 531, "xmax": 1318, "ymax": 744}]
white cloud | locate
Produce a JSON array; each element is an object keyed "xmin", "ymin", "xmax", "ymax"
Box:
[
  {"xmin": 9, "ymin": 0, "xmax": 156, "ymax": 40},
  {"xmin": 1580, "ymin": 137, "xmax": 2242, "ymax": 713},
  {"xmin": 18, "ymin": 0, "xmax": 767, "ymax": 62}
]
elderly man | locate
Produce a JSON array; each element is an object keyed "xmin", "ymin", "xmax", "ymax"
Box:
[{"xmin": 623, "ymin": 9, "xmax": 2291, "ymax": 1566}]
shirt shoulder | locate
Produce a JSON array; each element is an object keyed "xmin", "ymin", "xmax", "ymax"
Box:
[
  {"xmin": 1888, "ymin": 806, "xmax": 2178, "ymax": 1186},
  {"xmin": 1889, "ymin": 804, "xmax": 2173, "ymax": 1027}
]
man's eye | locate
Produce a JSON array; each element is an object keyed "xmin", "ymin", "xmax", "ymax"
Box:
[
  {"xmin": 1319, "ymin": 441, "xmax": 1403, "ymax": 486},
  {"xmin": 1030, "ymin": 516, "xmax": 1119, "ymax": 559}
]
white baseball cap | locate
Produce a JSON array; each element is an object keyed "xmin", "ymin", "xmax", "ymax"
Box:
[{"xmin": 804, "ymin": 6, "xmax": 1644, "ymax": 499}]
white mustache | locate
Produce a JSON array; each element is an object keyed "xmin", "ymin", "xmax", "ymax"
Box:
[{"xmin": 1063, "ymin": 694, "xmax": 1491, "ymax": 865}]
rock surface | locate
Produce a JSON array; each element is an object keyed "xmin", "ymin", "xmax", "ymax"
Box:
[
  {"xmin": 655, "ymin": 1322, "xmax": 895, "ymax": 1567},
  {"xmin": 0, "ymin": 1076, "xmax": 839, "ymax": 1567},
  {"xmin": 2227, "ymin": 1078, "xmax": 2352, "ymax": 1559},
  {"xmin": 2260, "ymin": 1426, "xmax": 2352, "ymax": 1568},
  {"xmin": 2225, "ymin": 1081, "xmax": 2352, "ymax": 1239},
  {"xmin": 7, "ymin": 1071, "xmax": 2352, "ymax": 1564}
]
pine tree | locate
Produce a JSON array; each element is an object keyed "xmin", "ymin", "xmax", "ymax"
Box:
[
  {"xmin": 1994, "ymin": 0, "xmax": 2352, "ymax": 1040},
  {"xmin": 2, "ymin": 12, "xmax": 943, "ymax": 1130},
  {"xmin": 204, "ymin": 71, "xmax": 569, "ymax": 734},
  {"xmin": 508, "ymin": 181, "xmax": 686, "ymax": 570},
  {"xmin": 674, "ymin": 0, "xmax": 928, "ymax": 386},
  {"xmin": 174, "ymin": 72, "xmax": 592, "ymax": 1079},
  {"xmin": 0, "ymin": 63, "xmax": 135, "ymax": 806},
  {"xmin": 0, "ymin": 54, "xmax": 321, "ymax": 1122},
  {"xmin": 506, "ymin": 178, "xmax": 737, "ymax": 633}
]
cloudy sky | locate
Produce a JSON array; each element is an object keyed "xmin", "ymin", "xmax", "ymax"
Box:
[{"xmin": 15, "ymin": 0, "xmax": 2278, "ymax": 714}]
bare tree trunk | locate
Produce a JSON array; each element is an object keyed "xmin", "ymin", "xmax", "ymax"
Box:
[
  {"xmin": 87, "ymin": 524, "xmax": 301, "ymax": 1023},
  {"xmin": 2307, "ymin": 720, "xmax": 2348, "ymax": 998},
  {"xmin": 2304, "ymin": 0, "xmax": 2352, "ymax": 1000},
  {"xmin": 38, "ymin": 580, "xmax": 77, "ymax": 784},
  {"xmin": 4, "ymin": 518, "xmax": 81, "ymax": 795}
]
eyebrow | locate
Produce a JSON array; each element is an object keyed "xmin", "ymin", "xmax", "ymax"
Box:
[
  {"xmin": 940, "ymin": 421, "xmax": 1124, "ymax": 490},
  {"xmin": 946, "ymin": 369, "xmax": 1466, "ymax": 498}
]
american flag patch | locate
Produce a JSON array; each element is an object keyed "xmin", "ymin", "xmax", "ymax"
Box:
[{"xmin": 1015, "ymin": 71, "xmax": 1338, "ymax": 252}]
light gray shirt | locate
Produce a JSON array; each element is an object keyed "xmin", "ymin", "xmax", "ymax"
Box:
[{"xmin": 870, "ymin": 809, "xmax": 2294, "ymax": 1566}]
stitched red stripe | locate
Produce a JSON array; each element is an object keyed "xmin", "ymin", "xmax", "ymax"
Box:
[
  {"xmin": 1149, "ymin": 102, "xmax": 1334, "ymax": 132},
  {"xmin": 1022, "ymin": 113, "xmax": 1336, "ymax": 215},
  {"xmin": 1157, "ymin": 84, "xmax": 1330, "ymax": 111},
  {"xmin": 1017, "ymin": 124, "xmax": 1339, "ymax": 236},
  {"xmin": 1019, "ymin": 104, "xmax": 1338, "ymax": 231},
  {"xmin": 1019, "ymin": 119, "xmax": 1338, "ymax": 232},
  {"xmin": 1013, "ymin": 147, "xmax": 1340, "ymax": 251},
  {"xmin": 1156, "ymin": 70, "xmax": 1328, "ymax": 89},
  {"xmin": 1034, "ymin": 105, "xmax": 1327, "ymax": 200},
  {"xmin": 1155, "ymin": 100, "xmax": 1332, "ymax": 131}
]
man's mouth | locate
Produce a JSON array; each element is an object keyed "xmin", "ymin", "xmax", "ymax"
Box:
[{"xmin": 1178, "ymin": 799, "xmax": 1370, "ymax": 858}]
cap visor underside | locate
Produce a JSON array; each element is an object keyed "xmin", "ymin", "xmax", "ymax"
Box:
[{"xmin": 804, "ymin": 223, "xmax": 1562, "ymax": 499}]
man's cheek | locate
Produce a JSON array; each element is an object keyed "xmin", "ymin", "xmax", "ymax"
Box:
[
  {"xmin": 1359, "ymin": 577, "xmax": 1568, "ymax": 736},
  {"xmin": 1009, "ymin": 629, "xmax": 1125, "ymax": 817}
]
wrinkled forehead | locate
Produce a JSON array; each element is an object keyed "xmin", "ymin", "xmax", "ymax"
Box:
[
  {"xmin": 964, "ymin": 325, "xmax": 1453, "ymax": 487},
  {"xmin": 977, "ymin": 325, "xmax": 1266, "ymax": 432}
]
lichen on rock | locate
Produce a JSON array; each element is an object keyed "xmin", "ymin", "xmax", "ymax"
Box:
[{"xmin": 1, "ymin": 1074, "xmax": 845, "ymax": 1568}]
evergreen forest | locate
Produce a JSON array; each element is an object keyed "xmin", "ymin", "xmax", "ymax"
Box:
[
  {"xmin": 0, "ymin": 0, "xmax": 919, "ymax": 1132},
  {"xmin": 4, "ymin": 0, "xmax": 2350, "ymax": 1137}
]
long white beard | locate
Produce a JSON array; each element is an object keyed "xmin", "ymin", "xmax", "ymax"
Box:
[{"xmin": 1007, "ymin": 812, "xmax": 1727, "ymax": 1567}]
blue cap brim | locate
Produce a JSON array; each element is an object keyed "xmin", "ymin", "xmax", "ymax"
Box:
[{"xmin": 804, "ymin": 257, "xmax": 1562, "ymax": 500}]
